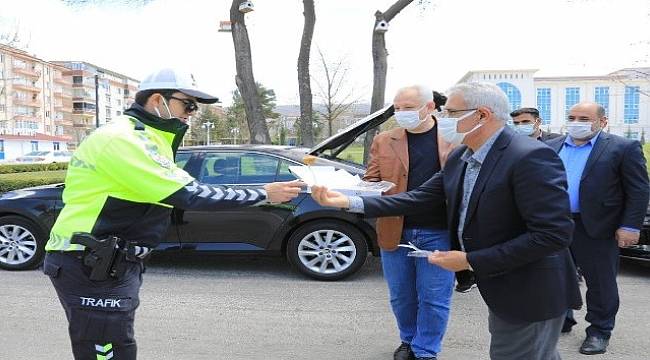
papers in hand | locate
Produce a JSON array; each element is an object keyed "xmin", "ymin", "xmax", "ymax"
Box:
[
  {"xmin": 288, "ymin": 165, "xmax": 394, "ymax": 196},
  {"xmin": 398, "ymin": 242, "xmax": 434, "ymax": 258}
]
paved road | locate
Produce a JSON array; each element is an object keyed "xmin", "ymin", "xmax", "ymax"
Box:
[{"xmin": 2, "ymin": 254, "xmax": 649, "ymax": 359}]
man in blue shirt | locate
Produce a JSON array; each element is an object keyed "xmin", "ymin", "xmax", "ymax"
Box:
[{"xmin": 546, "ymin": 102, "xmax": 649, "ymax": 355}]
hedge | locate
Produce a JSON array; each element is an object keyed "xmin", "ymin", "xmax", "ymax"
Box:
[
  {"xmin": 0, "ymin": 170, "xmax": 67, "ymax": 193},
  {"xmin": 0, "ymin": 162, "xmax": 68, "ymax": 174}
]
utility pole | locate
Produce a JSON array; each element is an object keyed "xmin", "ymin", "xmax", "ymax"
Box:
[
  {"xmin": 202, "ymin": 121, "xmax": 214, "ymax": 145},
  {"xmin": 94, "ymin": 74, "xmax": 100, "ymax": 128}
]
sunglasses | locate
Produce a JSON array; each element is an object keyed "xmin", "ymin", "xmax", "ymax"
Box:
[{"xmin": 169, "ymin": 96, "xmax": 199, "ymax": 113}]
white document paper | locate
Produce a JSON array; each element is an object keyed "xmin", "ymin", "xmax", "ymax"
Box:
[{"xmin": 289, "ymin": 165, "xmax": 394, "ymax": 196}]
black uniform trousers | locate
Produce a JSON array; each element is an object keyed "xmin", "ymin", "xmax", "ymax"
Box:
[
  {"xmin": 566, "ymin": 215, "xmax": 620, "ymax": 339},
  {"xmin": 43, "ymin": 251, "xmax": 143, "ymax": 360}
]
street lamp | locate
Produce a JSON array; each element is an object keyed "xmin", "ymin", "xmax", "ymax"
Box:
[{"xmin": 202, "ymin": 121, "xmax": 214, "ymax": 145}]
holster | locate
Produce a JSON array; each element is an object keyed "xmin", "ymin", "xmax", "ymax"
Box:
[{"xmin": 70, "ymin": 232, "xmax": 137, "ymax": 281}]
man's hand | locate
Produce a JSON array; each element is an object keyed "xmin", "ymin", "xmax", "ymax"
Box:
[
  {"xmin": 311, "ymin": 185, "xmax": 350, "ymax": 209},
  {"xmin": 428, "ymin": 250, "xmax": 471, "ymax": 272},
  {"xmin": 263, "ymin": 180, "xmax": 305, "ymax": 203},
  {"xmin": 616, "ymin": 228, "xmax": 640, "ymax": 248}
]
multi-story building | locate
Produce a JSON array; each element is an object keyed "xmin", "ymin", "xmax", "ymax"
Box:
[
  {"xmin": 52, "ymin": 61, "xmax": 139, "ymax": 146},
  {"xmin": 0, "ymin": 44, "xmax": 72, "ymax": 160},
  {"xmin": 458, "ymin": 68, "xmax": 650, "ymax": 140}
]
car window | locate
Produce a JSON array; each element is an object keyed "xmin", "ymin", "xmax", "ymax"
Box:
[
  {"xmin": 239, "ymin": 153, "xmax": 280, "ymax": 184},
  {"xmin": 199, "ymin": 153, "xmax": 241, "ymax": 184},
  {"xmin": 277, "ymin": 160, "xmax": 298, "ymax": 181},
  {"xmin": 175, "ymin": 152, "xmax": 192, "ymax": 170}
]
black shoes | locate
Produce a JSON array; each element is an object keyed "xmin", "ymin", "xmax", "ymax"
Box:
[
  {"xmin": 394, "ymin": 342, "xmax": 415, "ymax": 360},
  {"xmin": 561, "ymin": 317, "xmax": 577, "ymax": 333},
  {"xmin": 579, "ymin": 336, "xmax": 609, "ymax": 355},
  {"xmin": 455, "ymin": 270, "xmax": 477, "ymax": 293}
]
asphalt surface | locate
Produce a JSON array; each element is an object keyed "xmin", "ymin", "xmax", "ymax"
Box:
[{"xmin": 2, "ymin": 254, "xmax": 649, "ymax": 360}]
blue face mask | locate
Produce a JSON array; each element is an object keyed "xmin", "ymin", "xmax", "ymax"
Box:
[
  {"xmin": 394, "ymin": 105, "xmax": 427, "ymax": 129},
  {"xmin": 514, "ymin": 123, "xmax": 535, "ymax": 136}
]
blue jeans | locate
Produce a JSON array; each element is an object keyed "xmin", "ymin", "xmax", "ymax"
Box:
[{"xmin": 381, "ymin": 228, "xmax": 454, "ymax": 358}]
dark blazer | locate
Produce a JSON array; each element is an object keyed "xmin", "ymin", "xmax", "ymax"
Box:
[
  {"xmin": 539, "ymin": 130, "xmax": 562, "ymax": 142},
  {"xmin": 545, "ymin": 132, "xmax": 649, "ymax": 239},
  {"xmin": 362, "ymin": 126, "xmax": 582, "ymax": 322}
]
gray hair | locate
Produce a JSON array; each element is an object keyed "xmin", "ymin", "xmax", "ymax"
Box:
[
  {"xmin": 395, "ymin": 85, "xmax": 434, "ymax": 105},
  {"xmin": 446, "ymin": 82, "xmax": 511, "ymax": 123}
]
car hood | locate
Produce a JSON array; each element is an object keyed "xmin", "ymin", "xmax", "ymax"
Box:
[
  {"xmin": 308, "ymin": 105, "xmax": 394, "ymax": 156},
  {"xmin": 0, "ymin": 183, "xmax": 64, "ymax": 201}
]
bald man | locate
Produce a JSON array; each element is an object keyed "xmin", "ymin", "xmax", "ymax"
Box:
[{"xmin": 546, "ymin": 102, "xmax": 649, "ymax": 355}]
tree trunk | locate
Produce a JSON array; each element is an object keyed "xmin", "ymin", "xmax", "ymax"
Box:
[
  {"xmin": 230, "ymin": 1, "xmax": 271, "ymax": 144},
  {"xmin": 363, "ymin": 0, "xmax": 415, "ymax": 164},
  {"xmin": 297, "ymin": 0, "xmax": 316, "ymax": 147}
]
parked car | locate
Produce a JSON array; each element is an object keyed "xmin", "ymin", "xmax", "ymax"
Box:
[
  {"xmin": 13, "ymin": 150, "xmax": 73, "ymax": 164},
  {"xmin": 0, "ymin": 106, "xmax": 395, "ymax": 280}
]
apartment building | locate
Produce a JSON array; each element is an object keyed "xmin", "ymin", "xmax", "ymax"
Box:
[
  {"xmin": 0, "ymin": 44, "xmax": 72, "ymax": 160},
  {"xmin": 52, "ymin": 61, "xmax": 139, "ymax": 146}
]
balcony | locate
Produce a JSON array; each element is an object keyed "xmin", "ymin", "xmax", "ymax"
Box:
[
  {"xmin": 13, "ymin": 67, "xmax": 41, "ymax": 78},
  {"xmin": 13, "ymin": 97, "xmax": 42, "ymax": 108},
  {"xmin": 53, "ymin": 88, "xmax": 73, "ymax": 99},
  {"xmin": 73, "ymin": 109, "xmax": 96, "ymax": 116},
  {"xmin": 12, "ymin": 82, "xmax": 41, "ymax": 93},
  {"xmin": 12, "ymin": 113, "xmax": 41, "ymax": 122},
  {"xmin": 55, "ymin": 103, "xmax": 73, "ymax": 113},
  {"xmin": 54, "ymin": 77, "xmax": 73, "ymax": 86}
]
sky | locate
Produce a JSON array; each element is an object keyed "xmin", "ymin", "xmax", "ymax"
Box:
[{"xmin": 1, "ymin": 0, "xmax": 649, "ymax": 106}]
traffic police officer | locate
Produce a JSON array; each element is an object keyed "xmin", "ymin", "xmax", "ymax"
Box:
[{"xmin": 43, "ymin": 68, "xmax": 303, "ymax": 359}]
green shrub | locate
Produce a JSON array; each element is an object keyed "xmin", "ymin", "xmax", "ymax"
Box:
[
  {"xmin": 0, "ymin": 162, "xmax": 68, "ymax": 174},
  {"xmin": 0, "ymin": 170, "xmax": 67, "ymax": 193}
]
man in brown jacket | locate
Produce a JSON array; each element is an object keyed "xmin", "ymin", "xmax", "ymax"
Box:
[{"xmin": 364, "ymin": 85, "xmax": 455, "ymax": 360}]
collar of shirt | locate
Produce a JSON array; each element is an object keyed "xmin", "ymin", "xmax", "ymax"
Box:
[
  {"xmin": 563, "ymin": 130, "xmax": 602, "ymax": 148},
  {"xmin": 460, "ymin": 127, "xmax": 505, "ymax": 165}
]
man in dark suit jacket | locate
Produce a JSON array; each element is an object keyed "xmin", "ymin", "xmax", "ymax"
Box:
[
  {"xmin": 511, "ymin": 107, "xmax": 562, "ymax": 141},
  {"xmin": 311, "ymin": 82, "xmax": 582, "ymax": 360},
  {"xmin": 545, "ymin": 102, "xmax": 649, "ymax": 355}
]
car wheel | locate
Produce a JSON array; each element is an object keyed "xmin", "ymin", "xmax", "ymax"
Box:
[
  {"xmin": 287, "ymin": 220, "xmax": 368, "ymax": 281},
  {"xmin": 0, "ymin": 216, "xmax": 46, "ymax": 270}
]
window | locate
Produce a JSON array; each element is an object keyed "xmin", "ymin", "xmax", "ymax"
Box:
[
  {"xmin": 53, "ymin": 142, "xmax": 60, "ymax": 150},
  {"xmin": 116, "ymin": 111, "xmax": 121, "ymax": 116},
  {"xmin": 175, "ymin": 152, "xmax": 192, "ymax": 169},
  {"xmin": 594, "ymin": 87, "xmax": 609, "ymax": 117},
  {"xmin": 277, "ymin": 161, "xmax": 298, "ymax": 181},
  {"xmin": 565, "ymin": 87, "xmax": 580, "ymax": 118},
  {"xmin": 31, "ymin": 141, "xmax": 38, "ymax": 151},
  {"xmin": 624, "ymin": 86, "xmax": 640, "ymax": 124},
  {"xmin": 496, "ymin": 82, "xmax": 521, "ymax": 111},
  {"xmin": 624, "ymin": 131, "xmax": 639, "ymax": 140},
  {"xmin": 73, "ymin": 76, "xmax": 83, "ymax": 84},
  {"xmin": 0, "ymin": 140, "xmax": 4, "ymax": 152},
  {"xmin": 536, "ymin": 88, "xmax": 552, "ymax": 125},
  {"xmin": 199, "ymin": 152, "xmax": 280, "ymax": 185}
]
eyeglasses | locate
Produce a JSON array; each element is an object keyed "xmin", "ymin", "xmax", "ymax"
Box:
[
  {"xmin": 169, "ymin": 96, "xmax": 198, "ymax": 114},
  {"xmin": 435, "ymin": 107, "xmax": 478, "ymax": 118}
]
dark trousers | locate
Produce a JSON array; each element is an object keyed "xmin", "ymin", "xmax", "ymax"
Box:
[
  {"xmin": 566, "ymin": 216, "xmax": 620, "ymax": 339},
  {"xmin": 43, "ymin": 252, "xmax": 143, "ymax": 360}
]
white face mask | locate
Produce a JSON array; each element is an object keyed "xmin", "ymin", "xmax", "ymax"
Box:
[
  {"xmin": 394, "ymin": 105, "xmax": 427, "ymax": 130},
  {"xmin": 566, "ymin": 121, "xmax": 594, "ymax": 140},
  {"xmin": 437, "ymin": 110, "xmax": 480, "ymax": 145},
  {"xmin": 514, "ymin": 123, "xmax": 536, "ymax": 136},
  {"xmin": 154, "ymin": 97, "xmax": 174, "ymax": 120}
]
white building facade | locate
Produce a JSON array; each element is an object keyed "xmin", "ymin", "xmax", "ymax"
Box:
[{"xmin": 458, "ymin": 68, "xmax": 650, "ymax": 140}]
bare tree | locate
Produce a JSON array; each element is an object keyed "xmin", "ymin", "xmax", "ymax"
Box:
[
  {"xmin": 297, "ymin": 0, "xmax": 316, "ymax": 147},
  {"xmin": 313, "ymin": 48, "xmax": 358, "ymax": 138},
  {"xmin": 363, "ymin": 0, "xmax": 416, "ymax": 164},
  {"xmin": 230, "ymin": 0, "xmax": 271, "ymax": 144}
]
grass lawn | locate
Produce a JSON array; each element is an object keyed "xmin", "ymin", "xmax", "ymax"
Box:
[{"xmin": 0, "ymin": 170, "xmax": 67, "ymax": 193}]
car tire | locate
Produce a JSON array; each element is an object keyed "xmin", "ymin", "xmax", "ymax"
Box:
[
  {"xmin": 0, "ymin": 216, "xmax": 46, "ymax": 270},
  {"xmin": 286, "ymin": 220, "xmax": 368, "ymax": 281}
]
